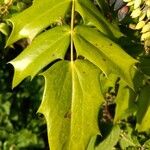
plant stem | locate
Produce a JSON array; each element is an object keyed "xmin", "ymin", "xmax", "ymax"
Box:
[
  {"xmin": 120, "ymin": 131, "xmax": 136, "ymax": 147},
  {"xmin": 71, "ymin": 0, "xmax": 75, "ymax": 63}
]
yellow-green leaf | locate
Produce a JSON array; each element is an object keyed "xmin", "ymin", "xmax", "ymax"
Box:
[
  {"xmin": 10, "ymin": 25, "xmax": 70, "ymax": 87},
  {"xmin": 73, "ymin": 25, "xmax": 137, "ymax": 88},
  {"xmin": 114, "ymin": 80, "xmax": 137, "ymax": 123},
  {"xmin": 75, "ymin": 0, "xmax": 123, "ymax": 40},
  {"xmin": 96, "ymin": 125, "xmax": 120, "ymax": 150},
  {"xmin": 6, "ymin": 0, "xmax": 71, "ymax": 46},
  {"xmin": 38, "ymin": 60, "xmax": 104, "ymax": 150}
]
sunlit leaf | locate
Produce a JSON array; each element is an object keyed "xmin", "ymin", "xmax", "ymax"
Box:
[
  {"xmin": 75, "ymin": 0, "xmax": 123, "ymax": 40},
  {"xmin": 96, "ymin": 125, "xmax": 120, "ymax": 150},
  {"xmin": 5, "ymin": 0, "xmax": 142, "ymax": 149},
  {"xmin": 6, "ymin": 0, "xmax": 71, "ymax": 46},
  {"xmin": 136, "ymin": 85, "xmax": 150, "ymax": 131},
  {"xmin": 119, "ymin": 125, "xmax": 139, "ymax": 149},
  {"xmin": 0, "ymin": 23, "xmax": 10, "ymax": 36},
  {"xmin": 87, "ymin": 136, "xmax": 97, "ymax": 150},
  {"xmin": 114, "ymin": 80, "xmax": 137, "ymax": 123},
  {"xmin": 38, "ymin": 60, "xmax": 104, "ymax": 150},
  {"xmin": 73, "ymin": 25, "xmax": 137, "ymax": 88},
  {"xmin": 10, "ymin": 25, "xmax": 70, "ymax": 87},
  {"xmin": 100, "ymin": 73, "xmax": 118, "ymax": 94}
]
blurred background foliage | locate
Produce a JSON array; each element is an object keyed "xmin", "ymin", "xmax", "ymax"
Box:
[{"xmin": 0, "ymin": 0, "xmax": 49, "ymax": 149}]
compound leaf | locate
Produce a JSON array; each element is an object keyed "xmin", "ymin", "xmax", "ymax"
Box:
[{"xmin": 5, "ymin": 0, "xmax": 141, "ymax": 149}]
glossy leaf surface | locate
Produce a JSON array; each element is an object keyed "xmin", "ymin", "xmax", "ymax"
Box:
[
  {"xmin": 75, "ymin": 0, "xmax": 123, "ymax": 40},
  {"xmin": 6, "ymin": 0, "xmax": 71, "ymax": 45},
  {"xmin": 38, "ymin": 60, "xmax": 104, "ymax": 150},
  {"xmin": 10, "ymin": 26, "xmax": 70, "ymax": 87},
  {"xmin": 73, "ymin": 25, "xmax": 137, "ymax": 88},
  {"xmin": 6, "ymin": 0, "xmax": 139, "ymax": 149}
]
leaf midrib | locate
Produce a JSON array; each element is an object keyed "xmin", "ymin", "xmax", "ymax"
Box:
[{"xmin": 71, "ymin": 64, "xmax": 84, "ymax": 147}]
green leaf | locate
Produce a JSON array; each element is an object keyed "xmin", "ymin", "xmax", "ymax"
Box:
[
  {"xmin": 100, "ymin": 73, "xmax": 118, "ymax": 94},
  {"xmin": 114, "ymin": 80, "xmax": 137, "ymax": 123},
  {"xmin": 9, "ymin": 25, "xmax": 70, "ymax": 87},
  {"xmin": 87, "ymin": 136, "xmax": 97, "ymax": 150},
  {"xmin": 119, "ymin": 126, "xmax": 138, "ymax": 149},
  {"xmin": 96, "ymin": 125, "xmax": 120, "ymax": 150},
  {"xmin": 76, "ymin": 0, "xmax": 123, "ymax": 39},
  {"xmin": 73, "ymin": 25, "xmax": 137, "ymax": 88},
  {"xmin": 38, "ymin": 60, "xmax": 104, "ymax": 150},
  {"xmin": 38, "ymin": 61, "xmax": 71, "ymax": 150},
  {"xmin": 139, "ymin": 56, "xmax": 150, "ymax": 76},
  {"xmin": 75, "ymin": 0, "xmax": 123, "ymax": 40},
  {"xmin": 0, "ymin": 23, "xmax": 10, "ymax": 36},
  {"xmin": 95, "ymin": 0, "xmax": 110, "ymax": 14},
  {"xmin": 6, "ymin": 0, "xmax": 71, "ymax": 46},
  {"xmin": 136, "ymin": 85, "xmax": 150, "ymax": 131},
  {"xmin": 143, "ymin": 139, "xmax": 150, "ymax": 149}
]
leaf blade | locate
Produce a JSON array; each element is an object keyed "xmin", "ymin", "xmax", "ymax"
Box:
[
  {"xmin": 74, "ymin": 25, "xmax": 137, "ymax": 88},
  {"xmin": 38, "ymin": 60, "xmax": 104, "ymax": 150},
  {"xmin": 69, "ymin": 60, "xmax": 104, "ymax": 149},
  {"xmin": 75, "ymin": 0, "xmax": 123, "ymax": 40},
  {"xmin": 38, "ymin": 61, "xmax": 72, "ymax": 150},
  {"xmin": 136, "ymin": 85, "xmax": 150, "ymax": 131},
  {"xmin": 114, "ymin": 80, "xmax": 137, "ymax": 123},
  {"xmin": 96, "ymin": 125, "xmax": 120, "ymax": 150},
  {"xmin": 10, "ymin": 25, "xmax": 70, "ymax": 87},
  {"xmin": 6, "ymin": 0, "xmax": 71, "ymax": 46}
]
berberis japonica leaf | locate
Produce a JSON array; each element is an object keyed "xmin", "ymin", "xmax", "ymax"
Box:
[
  {"xmin": 73, "ymin": 25, "xmax": 137, "ymax": 88},
  {"xmin": 38, "ymin": 60, "xmax": 104, "ymax": 150},
  {"xmin": 6, "ymin": 0, "xmax": 71, "ymax": 46},
  {"xmin": 6, "ymin": 0, "xmax": 138, "ymax": 149},
  {"xmin": 10, "ymin": 25, "xmax": 70, "ymax": 87}
]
